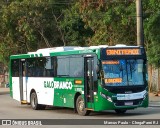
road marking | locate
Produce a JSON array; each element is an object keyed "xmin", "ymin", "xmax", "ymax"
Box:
[{"xmin": 148, "ymin": 107, "xmax": 160, "ymax": 109}]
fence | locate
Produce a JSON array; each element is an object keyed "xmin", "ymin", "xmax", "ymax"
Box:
[
  {"xmin": 0, "ymin": 74, "xmax": 9, "ymax": 88},
  {"xmin": 148, "ymin": 65, "xmax": 160, "ymax": 92}
]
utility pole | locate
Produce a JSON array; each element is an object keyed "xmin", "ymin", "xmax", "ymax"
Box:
[{"xmin": 136, "ymin": 0, "xmax": 144, "ymax": 46}]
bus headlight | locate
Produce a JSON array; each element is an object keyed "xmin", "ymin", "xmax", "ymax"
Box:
[
  {"xmin": 143, "ymin": 92, "xmax": 147, "ymax": 99},
  {"xmin": 100, "ymin": 92, "xmax": 112, "ymax": 102}
]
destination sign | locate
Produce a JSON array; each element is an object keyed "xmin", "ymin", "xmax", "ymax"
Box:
[
  {"xmin": 106, "ymin": 49, "xmax": 140, "ymax": 55},
  {"xmin": 105, "ymin": 78, "xmax": 122, "ymax": 83}
]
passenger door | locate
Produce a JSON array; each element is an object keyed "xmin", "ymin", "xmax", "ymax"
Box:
[
  {"xmin": 19, "ymin": 59, "xmax": 27, "ymax": 104},
  {"xmin": 84, "ymin": 57, "xmax": 94, "ymax": 109}
]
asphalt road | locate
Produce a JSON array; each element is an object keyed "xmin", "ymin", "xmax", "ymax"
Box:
[{"xmin": 0, "ymin": 94, "xmax": 160, "ymax": 128}]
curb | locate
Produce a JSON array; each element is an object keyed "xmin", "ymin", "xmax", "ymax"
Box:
[
  {"xmin": 0, "ymin": 92, "xmax": 10, "ymax": 95},
  {"xmin": 0, "ymin": 88, "xmax": 10, "ymax": 95},
  {"xmin": 149, "ymin": 105, "xmax": 160, "ymax": 107},
  {"xmin": 149, "ymin": 102, "xmax": 160, "ymax": 107}
]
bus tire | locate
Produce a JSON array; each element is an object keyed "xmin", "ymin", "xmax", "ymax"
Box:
[
  {"xmin": 30, "ymin": 92, "xmax": 45, "ymax": 110},
  {"xmin": 76, "ymin": 95, "xmax": 90, "ymax": 116},
  {"xmin": 115, "ymin": 109, "xmax": 127, "ymax": 114}
]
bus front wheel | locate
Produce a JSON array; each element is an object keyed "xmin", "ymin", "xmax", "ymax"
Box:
[
  {"xmin": 76, "ymin": 95, "xmax": 90, "ymax": 116},
  {"xmin": 30, "ymin": 92, "xmax": 45, "ymax": 110}
]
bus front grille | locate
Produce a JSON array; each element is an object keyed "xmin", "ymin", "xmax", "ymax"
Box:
[{"xmin": 113, "ymin": 99, "xmax": 143, "ymax": 107}]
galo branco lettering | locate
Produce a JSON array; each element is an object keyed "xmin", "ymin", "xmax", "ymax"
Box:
[{"xmin": 44, "ymin": 81, "xmax": 73, "ymax": 90}]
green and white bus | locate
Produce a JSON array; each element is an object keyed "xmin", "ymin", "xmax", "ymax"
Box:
[{"xmin": 9, "ymin": 45, "xmax": 148, "ymax": 116}]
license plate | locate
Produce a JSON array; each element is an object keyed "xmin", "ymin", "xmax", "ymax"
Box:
[{"xmin": 125, "ymin": 102, "xmax": 133, "ymax": 106}]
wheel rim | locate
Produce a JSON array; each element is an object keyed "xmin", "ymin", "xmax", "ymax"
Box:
[
  {"xmin": 31, "ymin": 94, "xmax": 36, "ymax": 108},
  {"xmin": 78, "ymin": 99, "xmax": 84, "ymax": 112}
]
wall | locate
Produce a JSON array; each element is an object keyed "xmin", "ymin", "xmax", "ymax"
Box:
[{"xmin": 148, "ymin": 65, "xmax": 160, "ymax": 92}]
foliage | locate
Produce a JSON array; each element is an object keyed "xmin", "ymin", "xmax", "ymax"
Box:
[
  {"xmin": 60, "ymin": 3, "xmax": 94, "ymax": 46},
  {"xmin": 143, "ymin": 0, "xmax": 160, "ymax": 67},
  {"xmin": 0, "ymin": 0, "xmax": 69, "ymax": 65},
  {"xmin": 60, "ymin": 0, "xmax": 136, "ymax": 46},
  {"xmin": 1, "ymin": 0, "xmax": 160, "ymax": 68}
]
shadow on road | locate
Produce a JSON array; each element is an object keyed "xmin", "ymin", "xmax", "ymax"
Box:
[
  {"xmin": 39, "ymin": 106, "xmax": 160, "ymax": 118},
  {"xmin": 2, "ymin": 94, "xmax": 160, "ymax": 118}
]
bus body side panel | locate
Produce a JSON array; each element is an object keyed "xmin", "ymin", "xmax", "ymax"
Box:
[
  {"xmin": 22, "ymin": 77, "xmax": 27, "ymax": 101},
  {"xmin": 9, "ymin": 61, "xmax": 13, "ymax": 97},
  {"xmin": 53, "ymin": 77, "xmax": 75, "ymax": 108},
  {"xmin": 26, "ymin": 76, "xmax": 84, "ymax": 108},
  {"xmin": 27, "ymin": 77, "xmax": 54, "ymax": 105},
  {"xmin": 53, "ymin": 77, "xmax": 84, "ymax": 108},
  {"xmin": 12, "ymin": 77, "xmax": 21, "ymax": 101}
]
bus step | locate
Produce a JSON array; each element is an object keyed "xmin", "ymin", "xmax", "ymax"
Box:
[
  {"xmin": 85, "ymin": 108, "xmax": 93, "ymax": 111},
  {"xmin": 21, "ymin": 100, "xmax": 27, "ymax": 104}
]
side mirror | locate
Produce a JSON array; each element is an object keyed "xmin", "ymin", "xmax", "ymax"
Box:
[
  {"xmin": 96, "ymin": 65, "xmax": 99, "ymax": 73},
  {"xmin": 100, "ymin": 70, "xmax": 105, "ymax": 85},
  {"xmin": 100, "ymin": 70, "xmax": 104, "ymax": 79}
]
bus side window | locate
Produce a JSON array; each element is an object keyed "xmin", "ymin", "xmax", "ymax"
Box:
[
  {"xmin": 11, "ymin": 59, "xmax": 20, "ymax": 77},
  {"xmin": 69, "ymin": 56, "xmax": 83, "ymax": 78},
  {"xmin": 57, "ymin": 57, "xmax": 69, "ymax": 77},
  {"xmin": 44, "ymin": 57, "xmax": 54, "ymax": 77},
  {"xmin": 74, "ymin": 69, "xmax": 83, "ymax": 77}
]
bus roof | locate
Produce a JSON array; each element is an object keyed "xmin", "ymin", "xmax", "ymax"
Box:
[
  {"xmin": 10, "ymin": 45, "xmax": 143, "ymax": 59},
  {"xmin": 28, "ymin": 46, "xmax": 84, "ymax": 56}
]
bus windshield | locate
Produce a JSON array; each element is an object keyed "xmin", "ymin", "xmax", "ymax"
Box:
[{"xmin": 102, "ymin": 59, "xmax": 144, "ymax": 86}]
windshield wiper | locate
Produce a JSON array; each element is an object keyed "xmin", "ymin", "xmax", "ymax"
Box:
[{"xmin": 129, "ymin": 62, "xmax": 132, "ymax": 79}]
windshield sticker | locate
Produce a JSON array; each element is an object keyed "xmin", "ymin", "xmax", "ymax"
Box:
[
  {"xmin": 102, "ymin": 61, "xmax": 119, "ymax": 65},
  {"xmin": 138, "ymin": 64, "xmax": 143, "ymax": 72},
  {"xmin": 105, "ymin": 78, "xmax": 122, "ymax": 83}
]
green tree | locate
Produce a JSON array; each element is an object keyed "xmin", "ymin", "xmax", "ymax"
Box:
[
  {"xmin": 1, "ymin": 0, "xmax": 160, "ymax": 68},
  {"xmin": 60, "ymin": 0, "xmax": 136, "ymax": 46},
  {"xmin": 0, "ymin": 0, "xmax": 71, "ymax": 65},
  {"xmin": 60, "ymin": 3, "xmax": 94, "ymax": 46},
  {"xmin": 143, "ymin": 0, "xmax": 160, "ymax": 67}
]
